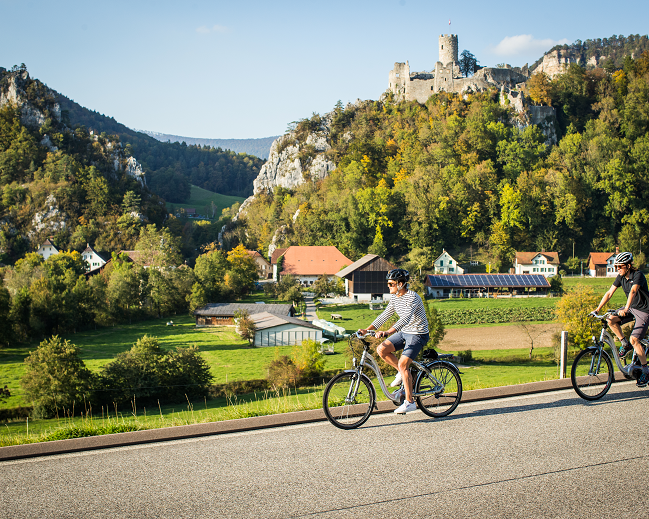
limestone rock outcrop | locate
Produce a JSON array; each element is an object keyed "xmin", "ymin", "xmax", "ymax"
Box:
[{"xmin": 253, "ymin": 129, "xmax": 335, "ymax": 195}]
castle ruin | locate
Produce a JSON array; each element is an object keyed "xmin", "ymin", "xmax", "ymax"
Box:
[{"xmin": 389, "ymin": 34, "xmax": 531, "ymax": 103}]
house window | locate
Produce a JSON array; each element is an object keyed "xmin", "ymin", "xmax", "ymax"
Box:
[
  {"xmin": 449, "ymin": 268, "xmax": 454, "ymax": 272},
  {"xmin": 449, "ymin": 260, "xmax": 453, "ymax": 265},
  {"xmin": 439, "ymin": 260, "xmax": 443, "ymax": 266}
]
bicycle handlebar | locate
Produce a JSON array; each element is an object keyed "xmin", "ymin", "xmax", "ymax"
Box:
[
  {"xmin": 589, "ymin": 310, "xmax": 619, "ymax": 320},
  {"xmin": 354, "ymin": 330, "xmax": 376, "ymax": 339}
]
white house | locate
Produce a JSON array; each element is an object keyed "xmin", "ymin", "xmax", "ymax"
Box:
[
  {"xmin": 251, "ymin": 311, "xmax": 323, "ymax": 346},
  {"xmin": 433, "ymin": 249, "xmax": 464, "ymax": 274},
  {"xmin": 513, "ymin": 251, "xmax": 560, "ymax": 277},
  {"xmin": 81, "ymin": 243, "xmax": 108, "ymax": 272},
  {"xmin": 586, "ymin": 252, "xmax": 616, "ymax": 277},
  {"xmin": 36, "ymin": 238, "xmax": 59, "ymax": 260}
]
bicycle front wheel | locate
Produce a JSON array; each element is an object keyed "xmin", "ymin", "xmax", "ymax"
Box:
[
  {"xmin": 323, "ymin": 372, "xmax": 375, "ymax": 429},
  {"xmin": 416, "ymin": 362, "xmax": 462, "ymax": 418},
  {"xmin": 571, "ymin": 348, "xmax": 614, "ymax": 400}
]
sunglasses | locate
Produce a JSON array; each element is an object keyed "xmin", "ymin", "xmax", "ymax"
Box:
[
  {"xmin": 615, "ymin": 265, "xmax": 628, "ymax": 270},
  {"xmin": 387, "ymin": 282, "xmax": 397, "ymax": 287}
]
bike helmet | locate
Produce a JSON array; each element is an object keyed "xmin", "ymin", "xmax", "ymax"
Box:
[
  {"xmin": 386, "ymin": 268, "xmax": 410, "ymax": 285},
  {"xmin": 614, "ymin": 251, "xmax": 634, "ymax": 265}
]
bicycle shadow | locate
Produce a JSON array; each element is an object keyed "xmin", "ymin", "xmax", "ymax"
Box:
[{"xmin": 364, "ymin": 387, "xmax": 648, "ymax": 430}]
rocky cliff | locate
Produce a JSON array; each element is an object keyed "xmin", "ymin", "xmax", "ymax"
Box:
[{"xmin": 253, "ymin": 123, "xmax": 335, "ymax": 195}]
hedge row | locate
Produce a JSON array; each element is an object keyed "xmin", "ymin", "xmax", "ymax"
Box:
[{"xmin": 438, "ymin": 307, "xmax": 556, "ymax": 325}]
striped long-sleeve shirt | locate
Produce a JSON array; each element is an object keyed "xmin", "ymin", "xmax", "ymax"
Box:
[{"xmin": 371, "ymin": 290, "xmax": 429, "ymax": 334}]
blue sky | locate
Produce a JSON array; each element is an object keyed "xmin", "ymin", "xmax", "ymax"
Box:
[{"xmin": 1, "ymin": 0, "xmax": 647, "ymax": 139}]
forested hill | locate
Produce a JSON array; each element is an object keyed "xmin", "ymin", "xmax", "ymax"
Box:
[
  {"xmin": 135, "ymin": 130, "xmax": 279, "ymax": 160},
  {"xmin": 57, "ymin": 94, "xmax": 264, "ymax": 201},
  {"xmin": 227, "ymin": 51, "xmax": 649, "ymax": 274},
  {"xmin": 532, "ymin": 33, "xmax": 649, "ymax": 71}
]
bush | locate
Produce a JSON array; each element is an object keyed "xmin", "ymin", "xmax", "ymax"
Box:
[
  {"xmin": 96, "ymin": 335, "xmax": 213, "ymax": 406},
  {"xmin": 460, "ymin": 349, "xmax": 473, "ymax": 362},
  {"xmin": 292, "ymin": 339, "xmax": 326, "ymax": 382},
  {"xmin": 267, "ymin": 355, "xmax": 300, "ymax": 389},
  {"xmin": 21, "ymin": 336, "xmax": 93, "ymax": 418}
]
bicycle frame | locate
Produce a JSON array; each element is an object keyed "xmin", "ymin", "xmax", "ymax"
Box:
[
  {"xmin": 345, "ymin": 346, "xmax": 443, "ymax": 403},
  {"xmin": 590, "ymin": 314, "xmax": 649, "ymax": 375}
]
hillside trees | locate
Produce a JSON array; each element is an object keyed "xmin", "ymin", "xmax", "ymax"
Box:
[{"xmin": 232, "ymin": 53, "xmax": 649, "ymax": 267}]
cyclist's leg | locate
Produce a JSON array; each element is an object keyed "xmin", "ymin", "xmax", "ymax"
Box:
[
  {"xmin": 378, "ymin": 332, "xmax": 406, "ymax": 372},
  {"xmin": 400, "ymin": 333, "xmax": 429, "ymax": 403},
  {"xmin": 607, "ymin": 311, "xmax": 626, "ymax": 341},
  {"xmin": 630, "ymin": 310, "xmax": 649, "ymax": 364},
  {"xmin": 377, "ymin": 339, "xmax": 399, "ymax": 371}
]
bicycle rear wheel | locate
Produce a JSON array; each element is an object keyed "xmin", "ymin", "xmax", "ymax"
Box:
[
  {"xmin": 416, "ymin": 362, "xmax": 462, "ymax": 418},
  {"xmin": 571, "ymin": 348, "xmax": 614, "ymax": 400},
  {"xmin": 323, "ymin": 372, "xmax": 375, "ymax": 429}
]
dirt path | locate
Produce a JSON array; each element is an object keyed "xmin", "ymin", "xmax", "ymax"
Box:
[{"xmin": 441, "ymin": 323, "xmax": 564, "ymax": 351}]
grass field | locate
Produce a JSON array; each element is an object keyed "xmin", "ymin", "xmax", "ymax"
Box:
[
  {"xmin": 167, "ymin": 185, "xmax": 244, "ymax": 218},
  {"xmin": 0, "ymin": 276, "xmax": 629, "ymax": 445}
]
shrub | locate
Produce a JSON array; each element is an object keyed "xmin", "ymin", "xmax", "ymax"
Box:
[
  {"xmin": 267, "ymin": 355, "xmax": 300, "ymax": 389},
  {"xmin": 460, "ymin": 349, "xmax": 473, "ymax": 362},
  {"xmin": 96, "ymin": 335, "xmax": 214, "ymax": 406},
  {"xmin": 292, "ymin": 339, "xmax": 326, "ymax": 383},
  {"xmin": 21, "ymin": 336, "xmax": 93, "ymax": 418}
]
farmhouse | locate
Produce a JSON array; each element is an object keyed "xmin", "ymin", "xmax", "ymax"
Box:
[
  {"xmin": 36, "ymin": 238, "xmax": 59, "ymax": 260},
  {"xmin": 513, "ymin": 251, "xmax": 560, "ymax": 277},
  {"xmin": 425, "ymin": 273, "xmax": 550, "ymax": 298},
  {"xmin": 273, "ymin": 246, "xmax": 352, "ymax": 285},
  {"xmin": 81, "ymin": 243, "xmax": 109, "ymax": 272},
  {"xmin": 335, "ymin": 254, "xmax": 396, "ymax": 302},
  {"xmin": 247, "ymin": 250, "xmax": 272, "ymax": 279},
  {"xmin": 586, "ymin": 252, "xmax": 616, "ymax": 277},
  {"xmin": 250, "ymin": 311, "xmax": 322, "ymax": 346},
  {"xmin": 194, "ymin": 303, "xmax": 295, "ymax": 327},
  {"xmin": 433, "ymin": 249, "xmax": 464, "ymax": 274}
]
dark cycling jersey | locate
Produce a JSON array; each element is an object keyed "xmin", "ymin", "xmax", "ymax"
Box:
[{"xmin": 613, "ymin": 270, "xmax": 649, "ymax": 312}]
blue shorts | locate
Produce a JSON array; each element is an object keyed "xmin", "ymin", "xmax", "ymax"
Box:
[{"xmin": 386, "ymin": 331, "xmax": 430, "ymax": 360}]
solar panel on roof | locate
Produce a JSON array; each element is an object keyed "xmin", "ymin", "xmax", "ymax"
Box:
[{"xmin": 426, "ymin": 274, "xmax": 550, "ymax": 288}]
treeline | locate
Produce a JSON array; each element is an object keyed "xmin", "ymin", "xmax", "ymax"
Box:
[
  {"xmin": 229, "ymin": 52, "xmax": 649, "ymax": 274},
  {"xmin": 57, "ymin": 92, "xmax": 264, "ymax": 200},
  {"xmin": 0, "ymin": 232, "xmax": 259, "ymax": 345},
  {"xmin": 533, "ymin": 33, "xmax": 649, "ymax": 71}
]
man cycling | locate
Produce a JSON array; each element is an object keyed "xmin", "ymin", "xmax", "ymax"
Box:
[
  {"xmin": 358, "ymin": 268, "xmax": 429, "ymax": 414},
  {"xmin": 594, "ymin": 251, "xmax": 649, "ymax": 387}
]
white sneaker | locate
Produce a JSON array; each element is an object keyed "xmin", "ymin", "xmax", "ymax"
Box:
[
  {"xmin": 394, "ymin": 400, "xmax": 417, "ymax": 414},
  {"xmin": 390, "ymin": 372, "xmax": 402, "ymax": 387}
]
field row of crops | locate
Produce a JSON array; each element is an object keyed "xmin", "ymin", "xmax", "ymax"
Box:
[{"xmin": 437, "ymin": 307, "xmax": 556, "ymax": 325}]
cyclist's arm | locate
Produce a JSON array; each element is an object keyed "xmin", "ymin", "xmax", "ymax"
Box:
[
  {"xmin": 363, "ymin": 300, "xmax": 395, "ymax": 336},
  {"xmin": 596, "ymin": 284, "xmax": 617, "ymax": 313},
  {"xmin": 620, "ymin": 284, "xmax": 639, "ymax": 316}
]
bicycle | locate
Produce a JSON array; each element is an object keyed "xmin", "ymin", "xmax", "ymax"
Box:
[
  {"xmin": 571, "ymin": 310, "xmax": 649, "ymax": 400},
  {"xmin": 322, "ymin": 331, "xmax": 463, "ymax": 429}
]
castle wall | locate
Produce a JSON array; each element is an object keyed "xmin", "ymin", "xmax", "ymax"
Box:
[{"xmin": 388, "ymin": 62, "xmax": 410, "ymax": 98}]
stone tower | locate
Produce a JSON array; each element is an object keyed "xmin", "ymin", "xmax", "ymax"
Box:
[{"xmin": 439, "ymin": 34, "xmax": 458, "ymax": 66}]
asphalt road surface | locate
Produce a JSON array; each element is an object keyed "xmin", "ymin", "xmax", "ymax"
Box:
[{"xmin": 2, "ymin": 381, "xmax": 649, "ymax": 518}]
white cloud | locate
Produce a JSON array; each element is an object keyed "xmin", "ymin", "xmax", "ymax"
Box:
[
  {"xmin": 195, "ymin": 24, "xmax": 231, "ymax": 35},
  {"xmin": 491, "ymin": 34, "xmax": 570, "ymax": 56}
]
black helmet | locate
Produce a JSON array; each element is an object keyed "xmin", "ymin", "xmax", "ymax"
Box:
[
  {"xmin": 614, "ymin": 251, "xmax": 633, "ymax": 265},
  {"xmin": 386, "ymin": 268, "xmax": 409, "ymax": 285}
]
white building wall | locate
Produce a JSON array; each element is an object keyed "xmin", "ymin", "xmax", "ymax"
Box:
[
  {"xmin": 37, "ymin": 245, "xmax": 58, "ymax": 260},
  {"xmin": 255, "ymin": 323, "xmax": 323, "ymax": 347}
]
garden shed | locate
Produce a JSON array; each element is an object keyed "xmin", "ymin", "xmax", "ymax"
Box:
[{"xmin": 250, "ymin": 311, "xmax": 323, "ymax": 346}]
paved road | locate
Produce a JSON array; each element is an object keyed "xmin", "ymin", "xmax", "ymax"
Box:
[{"xmin": 2, "ymin": 382, "xmax": 649, "ymax": 518}]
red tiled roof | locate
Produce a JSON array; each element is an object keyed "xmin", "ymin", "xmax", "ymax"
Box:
[
  {"xmin": 270, "ymin": 247, "xmax": 288, "ymax": 265},
  {"xmin": 280, "ymin": 246, "xmax": 352, "ymax": 276},
  {"xmin": 587, "ymin": 252, "xmax": 615, "ymax": 267},
  {"xmin": 515, "ymin": 251, "xmax": 559, "ymax": 265},
  {"xmin": 247, "ymin": 250, "xmax": 262, "ymax": 258}
]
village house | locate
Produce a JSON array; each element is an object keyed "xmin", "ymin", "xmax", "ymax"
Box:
[
  {"xmin": 36, "ymin": 238, "xmax": 59, "ymax": 260},
  {"xmin": 81, "ymin": 243, "xmax": 109, "ymax": 272},
  {"xmin": 513, "ymin": 251, "xmax": 560, "ymax": 277},
  {"xmin": 586, "ymin": 252, "xmax": 616, "ymax": 277},
  {"xmin": 335, "ymin": 254, "xmax": 396, "ymax": 302},
  {"xmin": 247, "ymin": 250, "xmax": 272, "ymax": 279},
  {"xmin": 272, "ymin": 246, "xmax": 352, "ymax": 285},
  {"xmin": 433, "ymin": 249, "xmax": 464, "ymax": 274}
]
